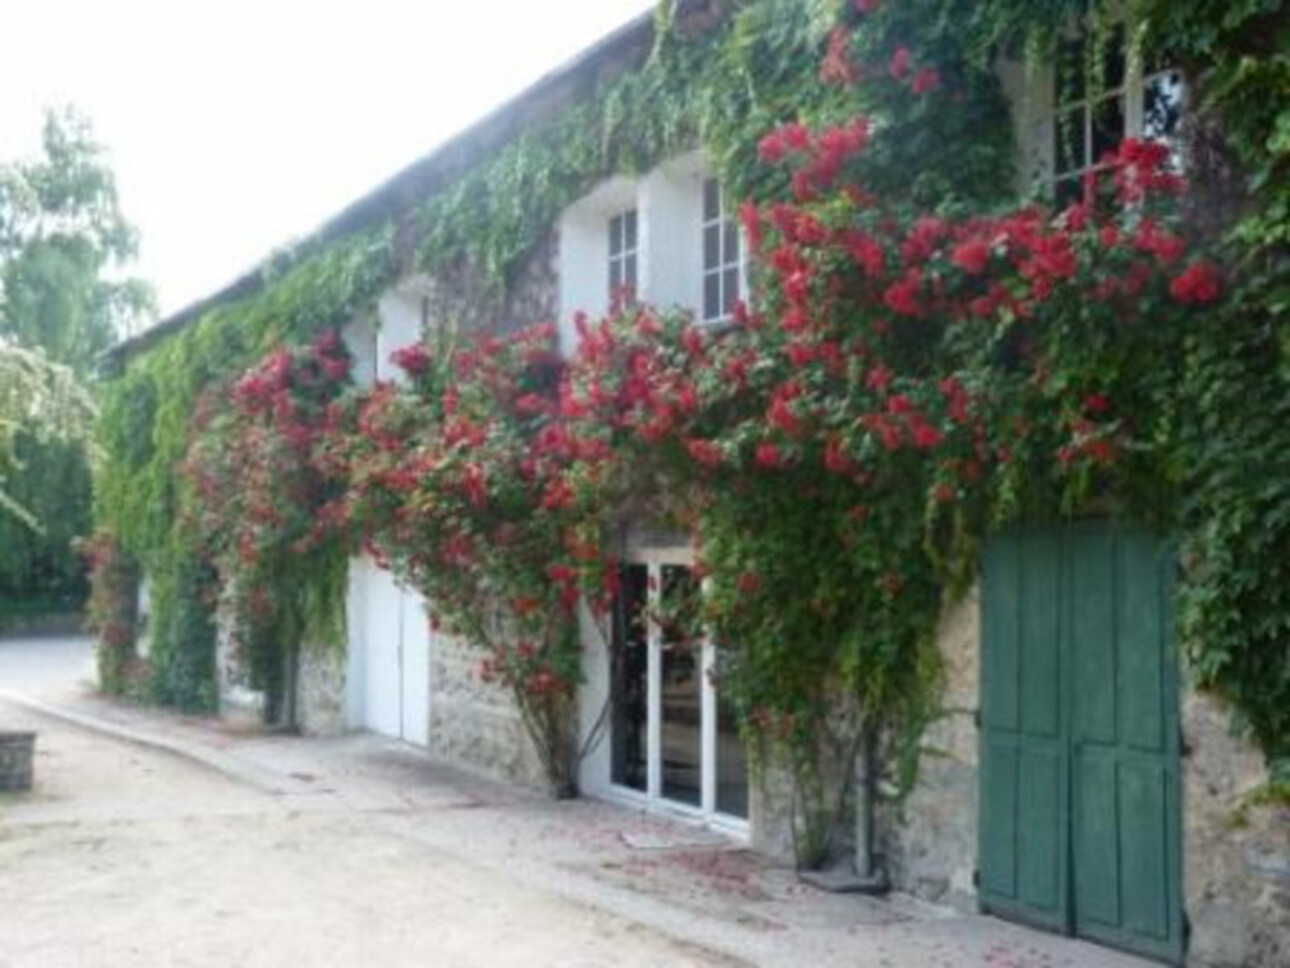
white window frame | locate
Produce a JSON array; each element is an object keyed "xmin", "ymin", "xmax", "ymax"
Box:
[
  {"xmin": 1008, "ymin": 30, "xmax": 1185, "ymax": 199},
  {"xmin": 607, "ymin": 207, "xmax": 639, "ymax": 307},
  {"xmin": 700, "ymin": 176, "xmax": 745, "ymax": 326},
  {"xmin": 603, "ymin": 545, "xmax": 750, "ymax": 835}
]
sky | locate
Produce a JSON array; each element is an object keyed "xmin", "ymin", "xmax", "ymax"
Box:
[{"xmin": 0, "ymin": 0, "xmax": 657, "ymax": 321}]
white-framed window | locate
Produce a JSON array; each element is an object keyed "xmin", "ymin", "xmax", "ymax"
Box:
[
  {"xmin": 609, "ymin": 550, "xmax": 749, "ymax": 824},
  {"xmin": 557, "ymin": 175, "xmax": 639, "ymax": 355},
  {"xmin": 1012, "ymin": 27, "xmax": 1185, "ymax": 203},
  {"xmin": 607, "ymin": 207, "xmax": 639, "ymax": 306},
  {"xmin": 701, "ymin": 177, "xmax": 743, "ymax": 324}
]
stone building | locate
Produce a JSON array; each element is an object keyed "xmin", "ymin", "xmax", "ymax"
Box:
[{"xmin": 106, "ymin": 4, "xmax": 1287, "ymax": 966}]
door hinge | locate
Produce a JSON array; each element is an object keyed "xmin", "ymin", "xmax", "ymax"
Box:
[
  {"xmin": 973, "ymin": 708, "xmax": 981, "ymax": 730},
  {"xmin": 973, "ymin": 868, "xmax": 980, "ymax": 888}
]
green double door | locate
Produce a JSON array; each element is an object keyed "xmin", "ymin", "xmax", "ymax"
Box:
[{"xmin": 980, "ymin": 523, "xmax": 1184, "ymax": 964}]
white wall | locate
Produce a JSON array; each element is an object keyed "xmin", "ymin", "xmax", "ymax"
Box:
[
  {"xmin": 376, "ymin": 288, "xmax": 425, "ymax": 384},
  {"xmin": 341, "ymin": 313, "xmax": 378, "ymax": 389},
  {"xmin": 640, "ymin": 151, "xmax": 706, "ymax": 314},
  {"xmin": 556, "ymin": 174, "xmax": 636, "ymax": 356}
]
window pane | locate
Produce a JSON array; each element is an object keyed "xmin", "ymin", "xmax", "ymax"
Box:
[
  {"xmin": 624, "ymin": 253, "xmax": 637, "ymax": 295},
  {"xmin": 609, "ymin": 214, "xmax": 622, "ymax": 257},
  {"xmin": 704, "ymin": 272, "xmax": 721, "ymax": 322},
  {"xmin": 1054, "ymin": 107, "xmax": 1086, "ymax": 176},
  {"xmin": 723, "ymin": 221, "xmax": 740, "ymax": 263},
  {"xmin": 722, "ymin": 267, "xmax": 740, "ymax": 317},
  {"xmin": 1143, "ymin": 71, "xmax": 1184, "ymax": 141},
  {"xmin": 715, "ymin": 685, "xmax": 748, "ymax": 818},
  {"xmin": 703, "ymin": 178, "xmax": 721, "ymax": 222},
  {"xmin": 1100, "ymin": 25, "xmax": 1126, "ymax": 90},
  {"xmin": 625, "ymin": 209, "xmax": 638, "ymax": 251},
  {"xmin": 660, "ymin": 565, "xmax": 701, "ymax": 808},
  {"xmin": 704, "ymin": 224, "xmax": 720, "ymax": 270},
  {"xmin": 1092, "ymin": 94, "xmax": 1125, "ymax": 164},
  {"xmin": 609, "ymin": 260, "xmax": 622, "ymax": 296},
  {"xmin": 611, "ymin": 564, "xmax": 649, "ymax": 792},
  {"xmin": 1057, "ymin": 36, "xmax": 1086, "ymax": 107}
]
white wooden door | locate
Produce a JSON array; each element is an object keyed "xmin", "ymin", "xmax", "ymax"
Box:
[
  {"xmin": 360, "ymin": 561, "xmax": 404, "ymax": 740},
  {"xmin": 399, "ymin": 590, "xmax": 431, "ymax": 746},
  {"xmin": 353, "ymin": 558, "xmax": 429, "ymax": 746}
]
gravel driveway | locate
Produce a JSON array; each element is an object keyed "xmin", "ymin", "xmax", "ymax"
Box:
[{"xmin": 0, "ymin": 704, "xmax": 735, "ymax": 968}]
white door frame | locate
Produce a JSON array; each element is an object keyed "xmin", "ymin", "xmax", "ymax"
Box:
[{"xmin": 609, "ymin": 546, "xmax": 748, "ymax": 832}]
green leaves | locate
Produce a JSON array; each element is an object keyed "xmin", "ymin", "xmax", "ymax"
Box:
[{"xmin": 0, "ymin": 106, "xmax": 154, "ymax": 371}]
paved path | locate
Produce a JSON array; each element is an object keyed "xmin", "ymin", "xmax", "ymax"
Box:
[{"xmin": 0, "ymin": 635, "xmax": 1157, "ymax": 967}]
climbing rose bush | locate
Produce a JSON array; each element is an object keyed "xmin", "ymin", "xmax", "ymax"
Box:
[
  {"xmin": 181, "ymin": 331, "xmax": 353, "ymax": 722},
  {"xmin": 182, "ymin": 101, "xmax": 1223, "ymax": 847},
  {"xmin": 335, "ymin": 322, "xmax": 618, "ymax": 796}
]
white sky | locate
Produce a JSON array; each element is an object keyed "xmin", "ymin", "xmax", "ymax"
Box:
[{"xmin": 0, "ymin": 0, "xmax": 657, "ymax": 320}]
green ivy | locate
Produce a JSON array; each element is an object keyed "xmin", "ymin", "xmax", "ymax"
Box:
[
  {"xmin": 93, "ymin": 0, "xmax": 1289, "ymax": 793},
  {"xmin": 96, "ymin": 0, "xmax": 1012, "ymax": 712}
]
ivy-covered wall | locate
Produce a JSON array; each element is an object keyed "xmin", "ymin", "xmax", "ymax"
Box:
[
  {"xmin": 96, "ymin": 0, "xmax": 1015, "ymax": 715},
  {"xmin": 94, "ymin": 4, "xmax": 1288, "ymax": 963}
]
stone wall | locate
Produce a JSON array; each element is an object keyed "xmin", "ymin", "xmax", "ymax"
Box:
[
  {"xmin": 413, "ymin": 229, "xmax": 559, "ymax": 342},
  {"xmin": 745, "ymin": 594, "xmax": 983, "ymax": 881},
  {"xmin": 427, "ymin": 629, "xmax": 546, "ymax": 789},
  {"xmin": 749, "ymin": 757, "xmax": 796, "ymax": 862},
  {"xmin": 886, "ymin": 589, "xmax": 980, "ymax": 911},
  {"xmin": 1182, "ymin": 690, "xmax": 1290, "ymax": 967},
  {"xmin": 296, "ymin": 644, "xmax": 347, "ymax": 737},
  {"xmin": 215, "ymin": 604, "xmax": 262, "ymax": 723}
]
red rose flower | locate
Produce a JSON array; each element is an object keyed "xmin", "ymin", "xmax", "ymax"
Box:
[
  {"xmin": 1169, "ymin": 260, "xmax": 1222, "ymax": 305},
  {"xmin": 755, "ymin": 443, "xmax": 785, "ymax": 468},
  {"xmin": 950, "ymin": 237, "xmax": 991, "ymax": 275},
  {"xmin": 390, "ymin": 343, "xmax": 431, "ymax": 376},
  {"xmin": 687, "ymin": 439, "xmax": 723, "ymax": 468},
  {"xmin": 911, "ymin": 67, "xmax": 940, "ymax": 95},
  {"xmin": 889, "ymin": 47, "xmax": 911, "ymax": 81}
]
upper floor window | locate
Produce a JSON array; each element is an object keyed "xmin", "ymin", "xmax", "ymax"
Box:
[
  {"xmin": 701, "ymin": 178, "xmax": 742, "ymax": 324},
  {"xmin": 1021, "ymin": 27, "xmax": 1185, "ymax": 205},
  {"xmin": 608, "ymin": 208, "xmax": 638, "ymax": 306}
]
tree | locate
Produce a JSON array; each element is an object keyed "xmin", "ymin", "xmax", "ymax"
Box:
[
  {"xmin": 0, "ymin": 106, "xmax": 153, "ymax": 371},
  {"xmin": 0, "ymin": 107, "xmax": 150, "ymax": 613},
  {"xmin": 0, "ymin": 341, "xmax": 95, "ymax": 527}
]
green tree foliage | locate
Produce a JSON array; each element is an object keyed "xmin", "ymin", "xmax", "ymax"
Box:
[
  {"xmin": 0, "ymin": 342, "xmax": 95, "ymax": 528},
  {"xmin": 0, "ymin": 107, "xmax": 152, "ymax": 612},
  {"xmin": 0, "ymin": 106, "xmax": 153, "ymax": 369}
]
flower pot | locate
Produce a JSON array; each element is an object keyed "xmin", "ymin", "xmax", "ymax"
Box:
[{"xmin": 0, "ymin": 731, "xmax": 36, "ymax": 792}]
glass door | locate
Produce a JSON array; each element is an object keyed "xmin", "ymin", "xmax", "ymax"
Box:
[
  {"xmin": 609, "ymin": 557, "xmax": 748, "ymax": 822},
  {"xmin": 659, "ymin": 565, "xmax": 702, "ymax": 807}
]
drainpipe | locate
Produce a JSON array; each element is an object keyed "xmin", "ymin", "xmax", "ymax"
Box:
[
  {"xmin": 855, "ymin": 722, "xmax": 885, "ymax": 885},
  {"xmin": 839, "ymin": 720, "xmax": 890, "ymax": 894},
  {"xmin": 799, "ymin": 719, "xmax": 889, "ymax": 894}
]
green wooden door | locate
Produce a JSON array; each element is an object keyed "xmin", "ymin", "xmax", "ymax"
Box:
[{"xmin": 980, "ymin": 523, "xmax": 1184, "ymax": 964}]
